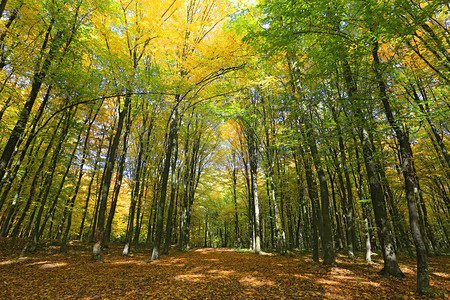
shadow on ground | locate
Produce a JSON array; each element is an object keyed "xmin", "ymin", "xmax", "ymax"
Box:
[{"xmin": 0, "ymin": 243, "xmax": 448, "ymax": 299}]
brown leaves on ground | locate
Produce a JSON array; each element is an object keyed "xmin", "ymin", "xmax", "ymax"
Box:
[{"xmin": 0, "ymin": 241, "xmax": 448, "ymax": 299}]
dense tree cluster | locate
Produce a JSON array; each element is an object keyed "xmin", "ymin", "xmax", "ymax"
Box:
[{"xmin": 0, "ymin": 0, "xmax": 448, "ymax": 295}]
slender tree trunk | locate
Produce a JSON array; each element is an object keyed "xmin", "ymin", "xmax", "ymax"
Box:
[
  {"xmin": 372, "ymin": 40, "xmax": 428, "ymax": 292},
  {"xmin": 242, "ymin": 155, "xmax": 253, "ymax": 250},
  {"xmin": 0, "ymin": 177, "xmax": 22, "ymax": 237},
  {"xmin": 413, "ymin": 162, "xmax": 439, "ymax": 255},
  {"xmin": 59, "ymin": 200, "xmax": 73, "ymax": 253},
  {"xmin": 352, "ymin": 141, "xmax": 372, "ymax": 262},
  {"xmin": 275, "ymin": 153, "xmax": 288, "ymax": 249},
  {"xmin": 162, "ymin": 134, "xmax": 179, "ymax": 255},
  {"xmin": 376, "ymin": 155, "xmax": 413, "ymax": 257},
  {"xmin": 300, "ymin": 148, "xmax": 320, "ymax": 262},
  {"xmin": 49, "ymin": 113, "xmax": 93, "ymax": 241},
  {"xmin": 146, "ymin": 179, "xmax": 159, "ymax": 247},
  {"xmin": 171, "ymin": 172, "xmax": 180, "ymax": 245},
  {"xmin": 303, "ymin": 117, "xmax": 335, "ymax": 265},
  {"xmin": 293, "ymin": 151, "xmax": 308, "ymax": 249},
  {"xmin": 133, "ymin": 167, "xmax": 148, "ymax": 248},
  {"xmin": 6, "ymin": 137, "xmax": 44, "ymax": 249},
  {"xmin": 0, "ymin": 85, "xmax": 52, "ymax": 212},
  {"xmin": 331, "ymin": 106, "xmax": 356, "ymax": 257},
  {"xmin": 204, "ymin": 214, "xmax": 209, "ymax": 247},
  {"xmin": 0, "ymin": 3, "xmax": 23, "ymax": 70},
  {"xmin": 280, "ymin": 157, "xmax": 294, "ymax": 249},
  {"xmin": 22, "ymin": 206, "xmax": 37, "ymax": 238},
  {"xmin": 261, "ymin": 101, "xmax": 286, "ymax": 253},
  {"xmin": 232, "ymin": 152, "xmax": 241, "ymax": 248},
  {"xmin": 329, "ymin": 169, "xmax": 344, "ymax": 250},
  {"xmin": 182, "ymin": 131, "xmax": 204, "ymax": 250},
  {"xmin": 266, "ymin": 178, "xmax": 275, "ymax": 249},
  {"xmin": 360, "ymin": 125, "xmax": 404, "ymax": 277},
  {"xmin": 268, "ymin": 163, "xmax": 285, "ymax": 253},
  {"xmin": 123, "ymin": 181, "xmax": 138, "ymax": 256},
  {"xmin": 247, "ymin": 127, "xmax": 261, "ymax": 254},
  {"xmin": 179, "ymin": 119, "xmax": 201, "ymax": 251},
  {"xmin": 22, "ymin": 110, "xmax": 73, "ymax": 254},
  {"xmin": 104, "ymin": 101, "xmax": 132, "ymax": 245},
  {"xmin": 0, "ymin": 97, "xmax": 12, "ymax": 124},
  {"xmin": 0, "ymin": 0, "xmax": 10, "ymax": 22},
  {"xmin": 0, "ymin": 135, "xmax": 42, "ymax": 237},
  {"xmin": 92, "ymin": 95, "xmax": 130, "ymax": 261},
  {"xmin": 78, "ymin": 133, "xmax": 103, "ymax": 240},
  {"xmin": 129, "ymin": 117, "xmax": 154, "ymax": 251},
  {"xmin": 341, "ymin": 57, "xmax": 404, "ymax": 277},
  {"xmin": 152, "ymin": 106, "xmax": 179, "ymax": 261},
  {"xmin": 58, "ymin": 107, "xmax": 100, "ymax": 249}
]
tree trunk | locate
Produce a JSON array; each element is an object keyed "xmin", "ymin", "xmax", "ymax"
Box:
[
  {"xmin": 58, "ymin": 106, "xmax": 100, "ymax": 249},
  {"xmin": 6, "ymin": 139, "xmax": 45, "ymax": 248},
  {"xmin": 123, "ymin": 179, "xmax": 138, "ymax": 256},
  {"xmin": 126, "ymin": 115, "xmax": 154, "ymax": 252},
  {"xmin": 266, "ymin": 178, "xmax": 275, "ymax": 249},
  {"xmin": 328, "ymin": 168, "xmax": 344, "ymax": 250},
  {"xmin": 146, "ymin": 179, "xmax": 160, "ymax": 247},
  {"xmin": 303, "ymin": 117, "xmax": 335, "ymax": 265},
  {"xmin": 47, "ymin": 122, "xmax": 85, "ymax": 241},
  {"xmin": 361, "ymin": 125, "xmax": 405, "ymax": 277},
  {"xmin": 162, "ymin": 133, "xmax": 179, "ymax": 255},
  {"xmin": 352, "ymin": 139, "xmax": 372, "ymax": 262},
  {"xmin": 182, "ymin": 131, "xmax": 204, "ymax": 250},
  {"xmin": 331, "ymin": 106, "xmax": 356, "ymax": 257},
  {"xmin": 22, "ymin": 109, "xmax": 73, "ymax": 254},
  {"xmin": 78, "ymin": 132, "xmax": 104, "ymax": 240},
  {"xmin": 372, "ymin": 39, "xmax": 428, "ymax": 292},
  {"xmin": 232, "ymin": 152, "xmax": 241, "ymax": 248},
  {"xmin": 0, "ymin": 134, "xmax": 43, "ymax": 237},
  {"xmin": 247, "ymin": 127, "xmax": 261, "ymax": 254},
  {"xmin": 261, "ymin": 100, "xmax": 286, "ymax": 253},
  {"xmin": 293, "ymin": 151, "xmax": 308, "ymax": 250},
  {"xmin": 104, "ymin": 100, "xmax": 132, "ymax": 245},
  {"xmin": 133, "ymin": 167, "xmax": 149, "ymax": 248},
  {"xmin": 151, "ymin": 106, "xmax": 179, "ymax": 261},
  {"xmin": 0, "ymin": 85, "xmax": 51, "ymax": 212},
  {"xmin": 92, "ymin": 94, "xmax": 130, "ymax": 261},
  {"xmin": 341, "ymin": 57, "xmax": 404, "ymax": 277},
  {"xmin": 179, "ymin": 118, "xmax": 203, "ymax": 251},
  {"xmin": 300, "ymin": 147, "xmax": 321, "ymax": 262},
  {"xmin": 413, "ymin": 162, "xmax": 439, "ymax": 255},
  {"xmin": 376, "ymin": 155, "xmax": 413, "ymax": 257}
]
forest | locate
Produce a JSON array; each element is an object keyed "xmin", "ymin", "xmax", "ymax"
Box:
[{"xmin": 0, "ymin": 0, "xmax": 449, "ymax": 298}]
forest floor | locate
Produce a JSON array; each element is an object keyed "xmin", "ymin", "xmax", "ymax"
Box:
[{"xmin": 0, "ymin": 239, "xmax": 448, "ymax": 299}]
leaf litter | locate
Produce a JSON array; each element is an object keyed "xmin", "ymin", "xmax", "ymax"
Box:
[{"xmin": 0, "ymin": 241, "xmax": 448, "ymax": 299}]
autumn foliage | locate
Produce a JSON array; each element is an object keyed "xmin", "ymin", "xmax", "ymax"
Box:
[{"xmin": 0, "ymin": 0, "xmax": 449, "ymax": 298}]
